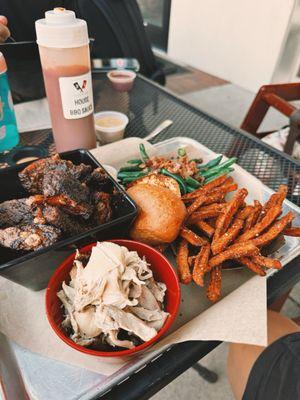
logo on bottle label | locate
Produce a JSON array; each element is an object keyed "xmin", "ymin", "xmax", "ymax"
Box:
[{"xmin": 59, "ymin": 72, "xmax": 94, "ymax": 120}]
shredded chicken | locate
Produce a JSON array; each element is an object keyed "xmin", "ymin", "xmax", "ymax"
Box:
[{"xmin": 58, "ymin": 242, "xmax": 169, "ymax": 349}]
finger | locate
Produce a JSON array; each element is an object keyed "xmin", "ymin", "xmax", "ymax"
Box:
[
  {"xmin": 0, "ymin": 26, "xmax": 10, "ymax": 42},
  {"xmin": 0, "ymin": 16, "xmax": 8, "ymax": 26}
]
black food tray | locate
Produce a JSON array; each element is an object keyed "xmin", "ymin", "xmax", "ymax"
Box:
[{"xmin": 0, "ymin": 149, "xmax": 137, "ymax": 290}]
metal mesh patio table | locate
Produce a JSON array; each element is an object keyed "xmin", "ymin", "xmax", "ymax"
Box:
[{"xmin": 12, "ymin": 73, "xmax": 300, "ymax": 399}]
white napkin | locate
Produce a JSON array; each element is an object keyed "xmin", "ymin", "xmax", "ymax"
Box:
[{"xmin": 15, "ymin": 98, "xmax": 51, "ymax": 133}]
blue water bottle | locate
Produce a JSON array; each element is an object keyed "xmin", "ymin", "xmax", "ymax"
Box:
[{"xmin": 0, "ymin": 52, "xmax": 19, "ymax": 152}]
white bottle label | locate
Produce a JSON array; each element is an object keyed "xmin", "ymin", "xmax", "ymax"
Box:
[{"xmin": 59, "ymin": 72, "xmax": 94, "ymax": 120}]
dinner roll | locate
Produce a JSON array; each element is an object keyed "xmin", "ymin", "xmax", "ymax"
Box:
[{"xmin": 127, "ymin": 183, "xmax": 187, "ymax": 245}]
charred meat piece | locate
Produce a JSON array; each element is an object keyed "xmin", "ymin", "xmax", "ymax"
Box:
[
  {"xmin": 28, "ymin": 169, "xmax": 93, "ymax": 219},
  {"xmin": 71, "ymin": 162, "xmax": 93, "ymax": 182},
  {"xmin": 43, "ymin": 169, "xmax": 90, "ymax": 203},
  {"xmin": 0, "ymin": 224, "xmax": 61, "ymax": 251},
  {"xmin": 0, "ymin": 198, "xmax": 34, "ymax": 228},
  {"xmin": 40, "ymin": 205, "xmax": 90, "ymax": 235},
  {"xmin": 29, "ymin": 194, "xmax": 93, "ymax": 220},
  {"xmin": 92, "ymin": 192, "xmax": 112, "ymax": 225},
  {"xmin": 87, "ymin": 167, "xmax": 110, "ymax": 190},
  {"xmin": 18, "ymin": 154, "xmax": 92, "ymax": 193}
]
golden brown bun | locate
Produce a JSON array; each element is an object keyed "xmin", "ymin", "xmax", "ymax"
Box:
[
  {"xmin": 127, "ymin": 174, "xmax": 181, "ymax": 197},
  {"xmin": 127, "ymin": 183, "xmax": 187, "ymax": 245}
]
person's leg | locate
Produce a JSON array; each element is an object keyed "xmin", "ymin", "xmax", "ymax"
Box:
[
  {"xmin": 227, "ymin": 310, "xmax": 300, "ymax": 400},
  {"xmin": 268, "ymin": 289, "xmax": 291, "ymax": 312}
]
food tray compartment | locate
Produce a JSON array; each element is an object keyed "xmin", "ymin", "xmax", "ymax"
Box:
[{"xmin": 0, "ymin": 149, "xmax": 138, "ymax": 290}]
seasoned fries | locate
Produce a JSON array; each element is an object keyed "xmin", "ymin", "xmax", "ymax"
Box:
[
  {"xmin": 252, "ymin": 255, "xmax": 281, "ymax": 270},
  {"xmin": 211, "ymin": 218, "xmax": 243, "ymax": 255},
  {"xmin": 193, "ymin": 220, "xmax": 215, "ymax": 238},
  {"xmin": 236, "ymin": 205, "xmax": 254, "ymax": 220},
  {"xmin": 175, "ymin": 177, "xmax": 299, "ymax": 303},
  {"xmin": 188, "ymin": 204, "xmax": 225, "ymax": 222},
  {"xmin": 238, "ymin": 257, "xmax": 266, "ymax": 276},
  {"xmin": 213, "ymin": 188, "xmax": 248, "ymax": 241},
  {"xmin": 186, "ymin": 193, "xmax": 208, "ymax": 215},
  {"xmin": 182, "ymin": 182, "xmax": 237, "ymax": 204},
  {"xmin": 177, "ymin": 239, "xmax": 192, "ymax": 284},
  {"xmin": 180, "ymin": 227, "xmax": 208, "ymax": 246},
  {"xmin": 181, "ymin": 175, "xmax": 230, "ymax": 201},
  {"xmin": 257, "ymin": 185, "xmax": 287, "ymax": 222},
  {"xmin": 208, "ymin": 242, "xmax": 259, "ymax": 270},
  {"xmin": 282, "ymin": 227, "xmax": 300, "ymax": 237},
  {"xmin": 193, "ymin": 243, "xmax": 210, "ymax": 286},
  {"xmin": 252, "ymin": 212, "xmax": 295, "ymax": 247},
  {"xmin": 206, "ymin": 266, "xmax": 222, "ymax": 302},
  {"xmin": 236, "ymin": 204, "xmax": 282, "ymax": 242}
]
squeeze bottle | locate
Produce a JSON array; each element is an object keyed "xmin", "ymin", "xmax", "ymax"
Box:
[
  {"xmin": 0, "ymin": 53, "xmax": 19, "ymax": 152},
  {"xmin": 35, "ymin": 8, "xmax": 96, "ymax": 152}
]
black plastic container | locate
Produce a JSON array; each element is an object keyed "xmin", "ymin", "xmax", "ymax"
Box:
[{"xmin": 0, "ymin": 150, "xmax": 138, "ymax": 290}]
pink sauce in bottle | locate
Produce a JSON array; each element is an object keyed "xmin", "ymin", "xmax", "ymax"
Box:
[{"xmin": 36, "ymin": 8, "xmax": 96, "ymax": 152}]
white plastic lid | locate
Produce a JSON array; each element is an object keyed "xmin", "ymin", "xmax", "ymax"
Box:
[{"xmin": 35, "ymin": 8, "xmax": 89, "ymax": 48}]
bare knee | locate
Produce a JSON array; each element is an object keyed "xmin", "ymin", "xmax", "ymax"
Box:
[
  {"xmin": 267, "ymin": 310, "xmax": 300, "ymax": 344},
  {"xmin": 227, "ymin": 342, "xmax": 264, "ymax": 400},
  {"xmin": 227, "ymin": 310, "xmax": 300, "ymax": 399}
]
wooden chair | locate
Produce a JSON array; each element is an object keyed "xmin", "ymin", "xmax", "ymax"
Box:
[{"xmin": 241, "ymin": 82, "xmax": 300, "ymax": 155}]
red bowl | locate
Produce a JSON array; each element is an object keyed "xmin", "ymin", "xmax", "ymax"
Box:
[{"xmin": 46, "ymin": 239, "xmax": 181, "ymax": 357}]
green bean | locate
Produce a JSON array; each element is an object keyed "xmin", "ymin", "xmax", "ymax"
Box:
[
  {"xmin": 120, "ymin": 177, "xmax": 141, "ymax": 184},
  {"xmin": 217, "ymin": 157, "xmax": 237, "ymax": 169},
  {"xmin": 185, "ymin": 176, "xmax": 201, "ymax": 188},
  {"xmin": 160, "ymin": 169, "xmax": 187, "ymax": 195},
  {"xmin": 197, "ymin": 155, "xmax": 223, "ymax": 171},
  {"xmin": 186, "ymin": 185, "xmax": 196, "ymax": 193},
  {"xmin": 178, "ymin": 147, "xmax": 186, "ymax": 157},
  {"xmin": 204, "ymin": 167, "xmax": 234, "ymax": 183},
  {"xmin": 126, "ymin": 158, "xmax": 142, "ymax": 165},
  {"xmin": 117, "ymin": 171, "xmax": 147, "ymax": 180},
  {"xmin": 119, "ymin": 165, "xmax": 142, "ymax": 172},
  {"xmin": 139, "ymin": 143, "xmax": 149, "ymax": 163},
  {"xmin": 201, "ymin": 157, "xmax": 237, "ymax": 179}
]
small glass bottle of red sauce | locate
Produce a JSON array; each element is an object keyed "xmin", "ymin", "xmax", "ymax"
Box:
[{"xmin": 35, "ymin": 8, "xmax": 96, "ymax": 152}]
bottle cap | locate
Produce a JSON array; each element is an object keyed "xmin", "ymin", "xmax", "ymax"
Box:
[
  {"xmin": 35, "ymin": 8, "xmax": 89, "ymax": 48},
  {"xmin": 0, "ymin": 52, "xmax": 7, "ymax": 74}
]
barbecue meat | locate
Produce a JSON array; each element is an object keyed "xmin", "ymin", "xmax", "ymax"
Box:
[
  {"xmin": 0, "ymin": 224, "xmax": 61, "ymax": 251},
  {"xmin": 43, "ymin": 170, "xmax": 92, "ymax": 219},
  {"xmin": 29, "ymin": 194, "xmax": 93, "ymax": 220},
  {"xmin": 27, "ymin": 169, "xmax": 93, "ymax": 219},
  {"xmin": 0, "ymin": 155, "xmax": 114, "ymax": 252},
  {"xmin": 0, "ymin": 198, "xmax": 33, "ymax": 227},
  {"xmin": 92, "ymin": 192, "xmax": 112, "ymax": 225},
  {"xmin": 40, "ymin": 205, "xmax": 90, "ymax": 235},
  {"xmin": 18, "ymin": 154, "xmax": 92, "ymax": 193},
  {"xmin": 87, "ymin": 167, "xmax": 110, "ymax": 190},
  {"xmin": 43, "ymin": 169, "xmax": 90, "ymax": 203}
]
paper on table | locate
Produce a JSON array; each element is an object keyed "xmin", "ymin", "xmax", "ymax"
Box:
[
  {"xmin": 0, "ymin": 274, "xmax": 266, "ymax": 377},
  {"xmin": 0, "ymin": 137, "xmax": 267, "ymax": 376},
  {"xmin": 14, "ymin": 98, "xmax": 51, "ymax": 133}
]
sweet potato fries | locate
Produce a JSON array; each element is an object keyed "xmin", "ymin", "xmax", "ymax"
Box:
[{"xmin": 176, "ymin": 178, "xmax": 300, "ymax": 303}]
